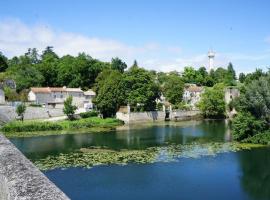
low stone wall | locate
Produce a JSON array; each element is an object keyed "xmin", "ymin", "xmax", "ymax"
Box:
[
  {"xmin": 0, "ymin": 106, "xmax": 64, "ymax": 124},
  {"xmin": 116, "ymin": 111, "xmax": 166, "ymax": 124},
  {"xmin": 0, "ymin": 134, "xmax": 70, "ymax": 200},
  {"xmin": 116, "ymin": 110, "xmax": 201, "ymax": 124},
  {"xmin": 170, "ymin": 110, "xmax": 201, "ymax": 120}
]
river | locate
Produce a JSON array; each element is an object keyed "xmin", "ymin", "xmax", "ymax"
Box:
[{"xmin": 10, "ymin": 120, "xmax": 270, "ymax": 200}]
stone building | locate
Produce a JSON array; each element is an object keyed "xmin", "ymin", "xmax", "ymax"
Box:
[{"xmin": 28, "ymin": 87, "xmax": 95, "ymax": 109}]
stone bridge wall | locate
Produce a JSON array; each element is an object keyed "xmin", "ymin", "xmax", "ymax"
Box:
[{"xmin": 0, "ymin": 134, "xmax": 70, "ymax": 200}]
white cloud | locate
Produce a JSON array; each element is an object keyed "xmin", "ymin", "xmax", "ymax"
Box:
[
  {"xmin": 0, "ymin": 19, "xmax": 209, "ymax": 72},
  {"xmin": 2, "ymin": 18, "xmax": 267, "ymax": 73}
]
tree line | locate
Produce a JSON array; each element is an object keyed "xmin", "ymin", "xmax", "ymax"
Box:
[{"xmin": 0, "ymin": 47, "xmax": 239, "ymax": 117}]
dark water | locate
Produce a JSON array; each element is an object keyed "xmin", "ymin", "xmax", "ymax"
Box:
[{"xmin": 10, "ymin": 120, "xmax": 270, "ymax": 200}]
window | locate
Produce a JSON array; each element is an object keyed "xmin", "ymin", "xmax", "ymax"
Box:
[
  {"xmin": 54, "ymin": 95, "xmax": 56, "ymax": 99},
  {"xmin": 60, "ymin": 95, "xmax": 63, "ymax": 98}
]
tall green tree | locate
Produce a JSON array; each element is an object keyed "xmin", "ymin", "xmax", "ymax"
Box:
[
  {"xmin": 0, "ymin": 52, "xmax": 8, "ymax": 72},
  {"xmin": 198, "ymin": 83, "xmax": 226, "ymax": 118},
  {"xmin": 111, "ymin": 57, "xmax": 127, "ymax": 73},
  {"xmin": 63, "ymin": 96, "xmax": 77, "ymax": 120},
  {"xmin": 123, "ymin": 66, "xmax": 160, "ymax": 111},
  {"xmin": 37, "ymin": 47, "xmax": 59, "ymax": 86},
  {"xmin": 163, "ymin": 74, "xmax": 184, "ymax": 105},
  {"xmin": 94, "ymin": 69, "xmax": 125, "ymax": 117}
]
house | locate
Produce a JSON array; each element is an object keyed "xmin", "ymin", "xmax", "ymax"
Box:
[
  {"xmin": 183, "ymin": 84, "xmax": 204, "ymax": 109},
  {"xmin": 28, "ymin": 87, "xmax": 96, "ymax": 109}
]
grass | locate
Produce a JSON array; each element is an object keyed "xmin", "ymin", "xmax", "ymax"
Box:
[{"xmin": 1, "ymin": 117, "xmax": 123, "ymax": 137}]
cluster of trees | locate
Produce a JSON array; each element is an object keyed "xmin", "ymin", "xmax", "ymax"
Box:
[
  {"xmin": 232, "ymin": 70, "xmax": 270, "ymax": 143},
  {"xmin": 180, "ymin": 63, "xmax": 236, "ymax": 86},
  {"xmin": 0, "ymin": 47, "xmax": 111, "ymax": 93},
  {"xmin": 0, "ymin": 47, "xmax": 239, "ymax": 117}
]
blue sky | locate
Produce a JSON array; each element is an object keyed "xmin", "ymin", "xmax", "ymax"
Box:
[{"xmin": 1, "ymin": 0, "xmax": 270, "ymax": 73}]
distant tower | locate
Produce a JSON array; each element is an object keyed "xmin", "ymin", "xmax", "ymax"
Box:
[{"xmin": 208, "ymin": 50, "xmax": 215, "ymax": 72}]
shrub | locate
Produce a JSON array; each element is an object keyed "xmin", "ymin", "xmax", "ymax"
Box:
[
  {"xmin": 63, "ymin": 96, "xmax": 77, "ymax": 120},
  {"xmin": 242, "ymin": 131, "xmax": 270, "ymax": 145},
  {"xmin": 232, "ymin": 112, "xmax": 267, "ymax": 141},
  {"xmin": 2, "ymin": 121, "xmax": 63, "ymax": 132},
  {"xmin": 16, "ymin": 103, "xmax": 26, "ymax": 121},
  {"xmin": 79, "ymin": 111, "xmax": 98, "ymax": 118}
]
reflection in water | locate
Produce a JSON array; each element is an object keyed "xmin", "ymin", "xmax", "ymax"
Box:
[
  {"xmin": 11, "ymin": 120, "xmax": 229, "ymax": 161},
  {"xmin": 238, "ymin": 147, "xmax": 270, "ymax": 200},
  {"xmin": 10, "ymin": 120, "xmax": 270, "ymax": 200}
]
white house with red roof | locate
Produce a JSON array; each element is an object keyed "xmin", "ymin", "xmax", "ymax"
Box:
[{"xmin": 28, "ymin": 87, "xmax": 95, "ymax": 109}]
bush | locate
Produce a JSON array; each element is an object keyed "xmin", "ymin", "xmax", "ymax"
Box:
[
  {"xmin": 242, "ymin": 131, "xmax": 270, "ymax": 145},
  {"xmin": 79, "ymin": 111, "xmax": 98, "ymax": 118},
  {"xmin": 2, "ymin": 117, "xmax": 123, "ymax": 133},
  {"xmin": 2, "ymin": 121, "xmax": 63, "ymax": 132},
  {"xmin": 63, "ymin": 96, "xmax": 77, "ymax": 120},
  {"xmin": 232, "ymin": 112, "xmax": 267, "ymax": 141}
]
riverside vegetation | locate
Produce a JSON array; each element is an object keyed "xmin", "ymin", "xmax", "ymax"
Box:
[{"xmin": 1, "ymin": 117, "xmax": 123, "ymax": 137}]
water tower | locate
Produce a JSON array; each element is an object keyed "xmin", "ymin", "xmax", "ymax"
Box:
[{"xmin": 208, "ymin": 50, "xmax": 215, "ymax": 72}]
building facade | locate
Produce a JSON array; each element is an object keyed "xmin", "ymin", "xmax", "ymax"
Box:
[{"xmin": 28, "ymin": 87, "xmax": 95, "ymax": 109}]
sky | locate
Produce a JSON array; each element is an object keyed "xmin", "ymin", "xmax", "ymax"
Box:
[{"xmin": 1, "ymin": 0, "xmax": 270, "ymax": 74}]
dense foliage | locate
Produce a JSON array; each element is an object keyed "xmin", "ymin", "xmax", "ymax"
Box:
[
  {"xmin": 198, "ymin": 84, "xmax": 226, "ymax": 118},
  {"xmin": 232, "ymin": 71, "xmax": 270, "ymax": 143},
  {"xmin": 162, "ymin": 74, "xmax": 184, "ymax": 105},
  {"xmin": 0, "ymin": 47, "xmax": 239, "ymax": 118}
]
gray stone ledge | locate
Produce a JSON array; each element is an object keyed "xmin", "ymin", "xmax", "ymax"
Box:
[{"xmin": 0, "ymin": 134, "xmax": 70, "ymax": 200}]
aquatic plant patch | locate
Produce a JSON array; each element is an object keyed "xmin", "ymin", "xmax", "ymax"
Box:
[{"xmin": 34, "ymin": 142, "xmax": 264, "ymax": 171}]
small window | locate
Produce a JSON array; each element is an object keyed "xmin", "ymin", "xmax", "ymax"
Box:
[
  {"xmin": 60, "ymin": 95, "xmax": 63, "ymax": 98},
  {"xmin": 54, "ymin": 95, "xmax": 56, "ymax": 99}
]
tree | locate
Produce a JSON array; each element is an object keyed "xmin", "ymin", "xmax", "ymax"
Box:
[
  {"xmin": 198, "ymin": 83, "xmax": 226, "ymax": 118},
  {"xmin": 111, "ymin": 57, "xmax": 127, "ymax": 73},
  {"xmin": 63, "ymin": 96, "xmax": 77, "ymax": 120},
  {"xmin": 182, "ymin": 66, "xmax": 197, "ymax": 83},
  {"xmin": 94, "ymin": 69, "xmax": 125, "ymax": 117},
  {"xmin": 132, "ymin": 60, "xmax": 138, "ymax": 68},
  {"xmin": 239, "ymin": 73, "xmax": 246, "ymax": 83},
  {"xmin": 123, "ymin": 66, "xmax": 160, "ymax": 111},
  {"xmin": 237, "ymin": 75, "xmax": 270, "ymax": 120},
  {"xmin": 0, "ymin": 52, "xmax": 8, "ymax": 72},
  {"xmin": 243, "ymin": 68, "xmax": 267, "ymax": 84},
  {"xmin": 232, "ymin": 74, "xmax": 270, "ymax": 142},
  {"xmin": 14, "ymin": 66, "xmax": 44, "ymax": 92},
  {"xmin": 232, "ymin": 112, "xmax": 266, "ymax": 141},
  {"xmin": 16, "ymin": 103, "xmax": 26, "ymax": 121},
  {"xmin": 163, "ymin": 74, "xmax": 184, "ymax": 105},
  {"xmin": 224, "ymin": 62, "xmax": 236, "ymax": 86}
]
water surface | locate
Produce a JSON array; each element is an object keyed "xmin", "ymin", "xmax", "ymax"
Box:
[{"xmin": 10, "ymin": 120, "xmax": 270, "ymax": 200}]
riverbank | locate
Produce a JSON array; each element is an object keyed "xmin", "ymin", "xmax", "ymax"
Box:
[{"xmin": 1, "ymin": 117, "xmax": 123, "ymax": 138}]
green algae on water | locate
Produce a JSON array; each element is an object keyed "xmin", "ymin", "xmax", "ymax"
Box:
[{"xmin": 34, "ymin": 142, "xmax": 266, "ymax": 171}]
